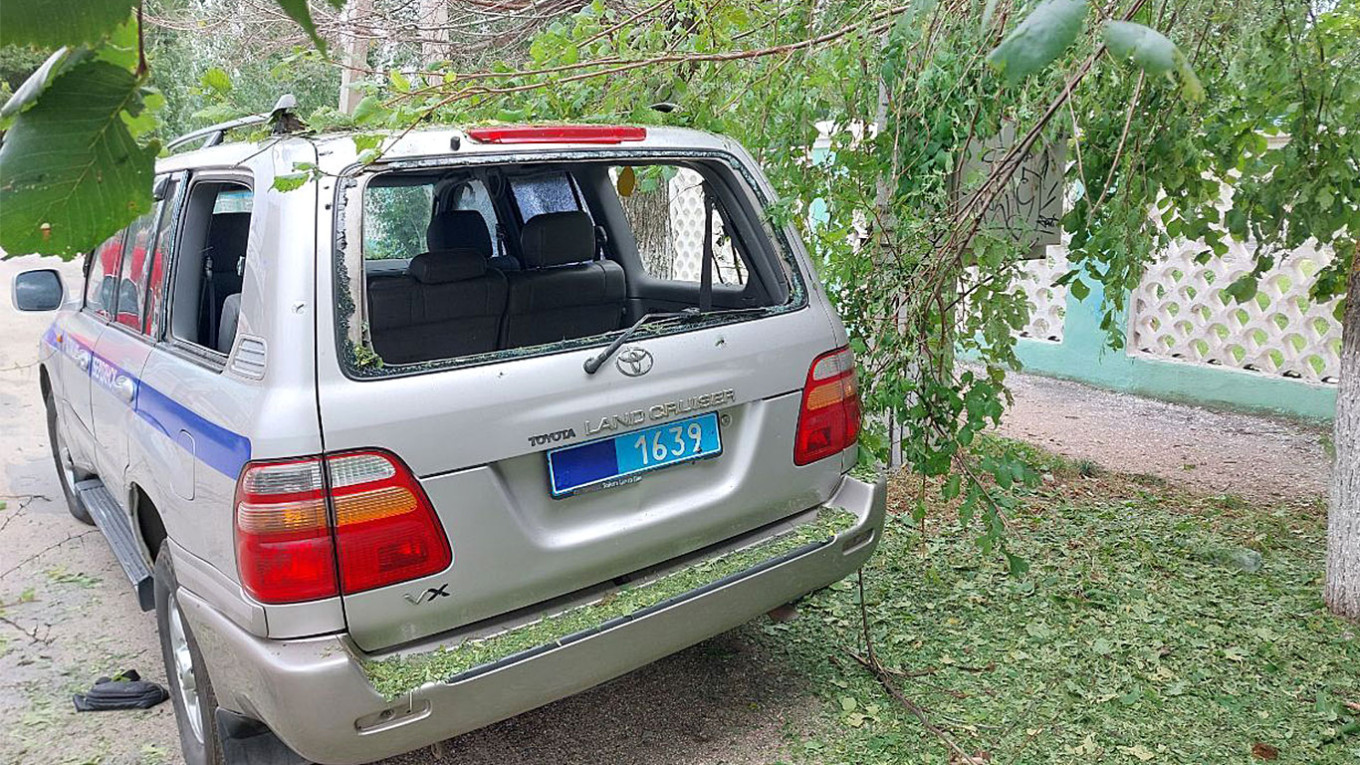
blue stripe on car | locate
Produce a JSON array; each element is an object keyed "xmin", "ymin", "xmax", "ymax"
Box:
[
  {"xmin": 47, "ymin": 322, "xmax": 251, "ymax": 479},
  {"xmin": 135, "ymin": 383, "xmax": 251, "ymax": 478}
]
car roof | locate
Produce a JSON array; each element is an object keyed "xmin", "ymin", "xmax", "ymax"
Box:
[{"xmin": 156, "ymin": 125, "xmax": 740, "ymax": 177}]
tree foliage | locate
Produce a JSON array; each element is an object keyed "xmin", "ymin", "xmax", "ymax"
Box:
[{"xmin": 1, "ymin": 0, "xmax": 1356, "ymax": 574}]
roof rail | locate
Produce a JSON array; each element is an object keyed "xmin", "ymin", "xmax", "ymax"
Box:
[{"xmin": 165, "ymin": 94, "xmax": 299, "ymax": 152}]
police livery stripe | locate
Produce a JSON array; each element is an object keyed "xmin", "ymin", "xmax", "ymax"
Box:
[{"xmin": 44, "ymin": 326, "xmax": 252, "ymax": 479}]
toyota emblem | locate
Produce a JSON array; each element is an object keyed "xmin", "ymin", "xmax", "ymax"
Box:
[{"xmin": 615, "ymin": 347, "xmax": 654, "ymax": 377}]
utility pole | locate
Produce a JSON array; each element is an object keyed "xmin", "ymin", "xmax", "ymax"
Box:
[{"xmin": 338, "ymin": 0, "xmax": 373, "ymax": 115}]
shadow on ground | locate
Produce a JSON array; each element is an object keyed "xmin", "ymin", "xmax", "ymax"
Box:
[{"xmin": 381, "ymin": 627, "xmax": 817, "ymax": 765}]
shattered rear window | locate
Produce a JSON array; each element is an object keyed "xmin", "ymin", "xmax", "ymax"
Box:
[{"xmin": 333, "ymin": 150, "xmax": 807, "ymax": 379}]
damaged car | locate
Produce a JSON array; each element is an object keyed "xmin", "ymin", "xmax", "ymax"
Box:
[{"xmin": 12, "ymin": 107, "xmax": 884, "ymax": 764}]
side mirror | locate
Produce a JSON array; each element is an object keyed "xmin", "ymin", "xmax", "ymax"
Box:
[{"xmin": 12, "ymin": 269, "xmax": 64, "ymax": 312}]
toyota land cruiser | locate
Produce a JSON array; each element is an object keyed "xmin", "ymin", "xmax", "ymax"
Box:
[{"xmin": 12, "ymin": 110, "xmax": 884, "ymax": 765}]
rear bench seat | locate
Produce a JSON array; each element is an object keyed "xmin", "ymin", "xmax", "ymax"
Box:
[
  {"xmin": 367, "ymin": 209, "xmax": 626, "ymax": 364},
  {"xmin": 502, "ymin": 211, "xmax": 626, "ymax": 347},
  {"xmin": 368, "ymin": 249, "xmax": 507, "ymax": 364}
]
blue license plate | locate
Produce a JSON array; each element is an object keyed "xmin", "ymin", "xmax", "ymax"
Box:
[{"xmin": 547, "ymin": 412, "xmax": 722, "ymax": 497}]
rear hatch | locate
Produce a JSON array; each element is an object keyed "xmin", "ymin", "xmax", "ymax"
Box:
[
  {"xmin": 322, "ymin": 306, "xmax": 848, "ymax": 650},
  {"xmin": 314, "ymin": 133, "xmax": 855, "ymax": 651}
]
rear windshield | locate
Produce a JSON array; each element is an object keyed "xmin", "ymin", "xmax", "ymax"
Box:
[{"xmin": 335, "ymin": 155, "xmax": 802, "ymax": 375}]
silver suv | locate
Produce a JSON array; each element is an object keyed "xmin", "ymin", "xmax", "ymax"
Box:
[{"xmin": 13, "ymin": 114, "xmax": 884, "ymax": 765}]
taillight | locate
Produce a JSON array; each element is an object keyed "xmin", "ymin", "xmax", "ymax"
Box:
[
  {"xmin": 234, "ymin": 450, "xmax": 451, "ymax": 604},
  {"xmin": 793, "ymin": 347, "xmax": 861, "ymax": 466},
  {"xmin": 465, "ymin": 125, "xmax": 647, "ymax": 144}
]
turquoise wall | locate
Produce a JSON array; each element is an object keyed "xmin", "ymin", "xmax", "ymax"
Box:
[{"xmin": 1014, "ymin": 277, "xmax": 1337, "ymax": 422}]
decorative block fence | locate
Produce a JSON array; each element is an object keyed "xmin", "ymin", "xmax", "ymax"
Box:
[{"xmin": 1013, "ymin": 239, "xmax": 1339, "ymax": 420}]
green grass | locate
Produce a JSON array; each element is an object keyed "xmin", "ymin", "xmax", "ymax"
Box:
[{"xmin": 760, "ymin": 456, "xmax": 1358, "ymax": 764}]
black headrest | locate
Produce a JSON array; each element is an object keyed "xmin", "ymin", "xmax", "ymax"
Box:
[
  {"xmin": 408, "ymin": 249, "xmax": 487, "ymax": 284},
  {"xmin": 520, "ymin": 211, "xmax": 594, "ymax": 268},
  {"xmin": 205, "ymin": 213, "xmax": 250, "ymax": 272},
  {"xmin": 427, "ymin": 210, "xmax": 492, "ymax": 258}
]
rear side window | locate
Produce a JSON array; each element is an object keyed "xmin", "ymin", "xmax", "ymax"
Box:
[
  {"xmin": 84, "ymin": 231, "xmax": 125, "ymax": 319},
  {"xmin": 511, "ymin": 173, "xmax": 582, "ymax": 221},
  {"xmin": 611, "ymin": 166, "xmax": 747, "ymax": 286}
]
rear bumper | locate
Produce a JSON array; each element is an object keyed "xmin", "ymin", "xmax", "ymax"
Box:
[{"xmin": 180, "ymin": 472, "xmax": 886, "ymax": 765}]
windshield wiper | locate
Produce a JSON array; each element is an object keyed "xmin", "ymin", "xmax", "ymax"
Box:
[
  {"xmin": 584, "ymin": 310, "xmax": 690, "ymax": 374},
  {"xmin": 584, "ymin": 306, "xmax": 772, "ymax": 375}
]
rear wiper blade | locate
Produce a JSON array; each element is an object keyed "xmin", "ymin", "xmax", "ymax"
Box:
[
  {"xmin": 583, "ymin": 306, "xmax": 772, "ymax": 375},
  {"xmin": 584, "ymin": 310, "xmax": 691, "ymax": 374}
]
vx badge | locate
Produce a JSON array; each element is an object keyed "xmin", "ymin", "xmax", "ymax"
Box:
[
  {"xmin": 615, "ymin": 346, "xmax": 654, "ymax": 377},
  {"xmin": 403, "ymin": 583, "xmax": 450, "ymax": 605}
]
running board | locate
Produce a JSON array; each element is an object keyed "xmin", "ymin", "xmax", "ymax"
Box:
[{"xmin": 76, "ymin": 479, "xmax": 154, "ymax": 611}]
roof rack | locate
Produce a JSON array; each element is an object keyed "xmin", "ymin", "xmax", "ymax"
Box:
[{"xmin": 165, "ymin": 94, "xmax": 299, "ymax": 152}]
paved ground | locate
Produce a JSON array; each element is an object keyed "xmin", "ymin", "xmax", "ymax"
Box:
[{"xmin": 0, "ymin": 254, "xmax": 1334, "ymax": 764}]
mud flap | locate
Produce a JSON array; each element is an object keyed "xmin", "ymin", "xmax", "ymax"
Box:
[{"xmin": 216, "ymin": 708, "xmax": 309, "ymax": 765}]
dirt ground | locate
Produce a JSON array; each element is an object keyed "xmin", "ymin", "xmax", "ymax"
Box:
[
  {"xmin": 994, "ymin": 372, "xmax": 1332, "ymax": 503},
  {"xmin": 0, "ymin": 254, "xmax": 1334, "ymax": 764}
]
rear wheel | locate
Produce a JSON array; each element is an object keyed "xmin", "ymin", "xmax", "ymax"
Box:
[
  {"xmin": 154, "ymin": 543, "xmax": 226, "ymax": 765},
  {"xmin": 44, "ymin": 391, "xmax": 92, "ymax": 525}
]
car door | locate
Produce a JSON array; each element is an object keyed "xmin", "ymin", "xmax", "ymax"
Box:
[
  {"xmin": 55, "ymin": 230, "xmax": 126, "ymax": 466},
  {"xmin": 89, "ymin": 182, "xmax": 176, "ymax": 504}
]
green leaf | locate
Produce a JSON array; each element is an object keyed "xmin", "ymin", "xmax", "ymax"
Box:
[
  {"xmin": 1102, "ymin": 21, "xmax": 1203, "ymax": 102},
  {"xmin": 352, "ymin": 133, "xmax": 383, "ymax": 153},
  {"xmin": 0, "ymin": 59, "xmax": 157, "ymax": 257},
  {"xmin": 1223, "ymin": 275, "xmax": 1258, "ymax": 303},
  {"xmin": 1102, "ymin": 21, "xmax": 1177, "ymax": 75},
  {"xmin": 94, "ymin": 14, "xmax": 140, "ymax": 71},
  {"xmin": 1069, "ymin": 278, "xmax": 1090, "ymax": 301},
  {"xmin": 0, "ymin": 0, "xmax": 137, "ymax": 48},
  {"xmin": 942, "ymin": 473, "xmax": 962, "ymax": 501},
  {"xmin": 351, "ymin": 95, "xmax": 385, "ymax": 125},
  {"xmin": 274, "ymin": 0, "xmax": 329, "ymax": 52},
  {"xmin": 201, "ymin": 67, "xmax": 233, "ymax": 96},
  {"xmin": 0, "ymin": 48, "xmax": 90, "ymax": 125},
  {"xmin": 986, "ymin": 0, "xmax": 1087, "ymax": 83},
  {"xmin": 1005, "ymin": 551, "xmax": 1030, "ymax": 577},
  {"xmin": 271, "ymin": 172, "xmax": 310, "ymax": 193},
  {"xmin": 389, "ymin": 69, "xmax": 411, "ymax": 93}
]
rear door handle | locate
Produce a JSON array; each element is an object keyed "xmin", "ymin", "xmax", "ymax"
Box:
[{"xmin": 113, "ymin": 376, "xmax": 136, "ymax": 403}]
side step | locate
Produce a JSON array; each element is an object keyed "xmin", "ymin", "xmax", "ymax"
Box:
[{"xmin": 76, "ymin": 479, "xmax": 154, "ymax": 611}]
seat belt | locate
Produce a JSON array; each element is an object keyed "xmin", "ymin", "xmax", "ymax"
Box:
[
  {"xmin": 594, "ymin": 225, "xmax": 609, "ymax": 261},
  {"xmin": 699, "ymin": 187, "xmax": 714, "ymax": 313},
  {"xmin": 202, "ymin": 255, "xmax": 218, "ymax": 343}
]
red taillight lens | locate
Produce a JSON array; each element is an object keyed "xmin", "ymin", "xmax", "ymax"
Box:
[
  {"xmin": 793, "ymin": 347, "xmax": 861, "ymax": 466},
  {"xmin": 234, "ymin": 450, "xmax": 451, "ymax": 604},
  {"xmin": 328, "ymin": 450, "xmax": 451, "ymax": 594},
  {"xmin": 235, "ymin": 458, "xmax": 336, "ymax": 604},
  {"xmin": 465, "ymin": 125, "xmax": 647, "ymax": 144}
]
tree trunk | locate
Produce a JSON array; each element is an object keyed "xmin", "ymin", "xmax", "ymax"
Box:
[
  {"xmin": 338, "ymin": 0, "xmax": 372, "ymax": 115},
  {"xmin": 1325, "ymin": 243, "xmax": 1360, "ymax": 620},
  {"xmin": 419, "ymin": 0, "xmax": 448, "ymax": 70}
]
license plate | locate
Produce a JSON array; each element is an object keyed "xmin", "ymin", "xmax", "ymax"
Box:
[{"xmin": 547, "ymin": 412, "xmax": 722, "ymax": 497}]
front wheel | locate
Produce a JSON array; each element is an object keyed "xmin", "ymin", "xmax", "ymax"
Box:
[
  {"xmin": 154, "ymin": 543, "xmax": 226, "ymax": 765},
  {"xmin": 44, "ymin": 391, "xmax": 93, "ymax": 525}
]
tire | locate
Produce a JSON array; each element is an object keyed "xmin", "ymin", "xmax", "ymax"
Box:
[
  {"xmin": 154, "ymin": 543, "xmax": 227, "ymax": 765},
  {"xmin": 44, "ymin": 390, "xmax": 93, "ymax": 525}
]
